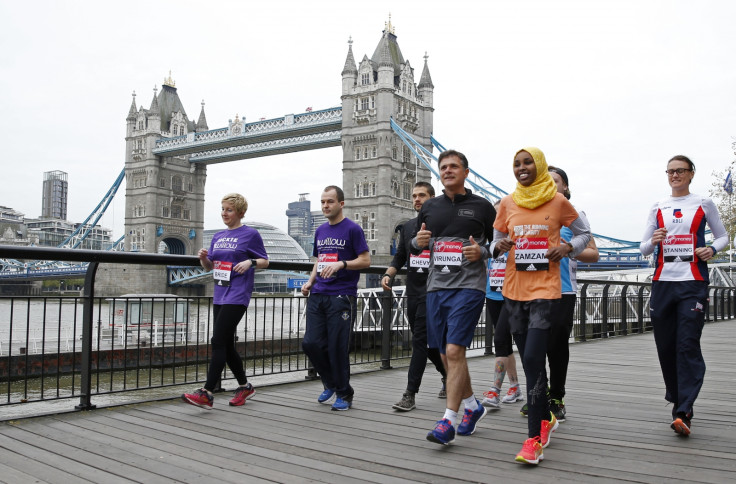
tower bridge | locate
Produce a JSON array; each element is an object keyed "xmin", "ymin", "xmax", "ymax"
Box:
[{"xmin": 1, "ymin": 19, "xmax": 652, "ymax": 288}]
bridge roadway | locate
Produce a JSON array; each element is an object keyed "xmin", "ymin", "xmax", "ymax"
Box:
[{"xmin": 1, "ymin": 320, "xmax": 734, "ymax": 483}]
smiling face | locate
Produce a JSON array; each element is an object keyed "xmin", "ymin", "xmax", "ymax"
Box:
[
  {"xmin": 438, "ymin": 155, "xmax": 469, "ymax": 193},
  {"xmin": 513, "ymin": 150, "xmax": 537, "ymax": 187},
  {"xmin": 667, "ymin": 158, "xmax": 694, "ymax": 195},
  {"xmin": 221, "ymin": 201, "xmax": 244, "ymax": 228}
]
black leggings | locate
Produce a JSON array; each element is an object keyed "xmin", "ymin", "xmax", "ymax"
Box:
[
  {"xmin": 514, "ymin": 328, "xmax": 550, "ymax": 439},
  {"xmin": 205, "ymin": 304, "xmax": 248, "ymax": 391},
  {"xmin": 548, "ymin": 294, "xmax": 576, "ymax": 401}
]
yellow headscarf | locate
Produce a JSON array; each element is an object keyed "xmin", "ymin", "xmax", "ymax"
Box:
[{"xmin": 511, "ymin": 147, "xmax": 558, "ymax": 210}]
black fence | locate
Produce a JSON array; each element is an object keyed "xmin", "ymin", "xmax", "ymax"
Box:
[{"xmin": 1, "ymin": 245, "xmax": 734, "ymax": 419}]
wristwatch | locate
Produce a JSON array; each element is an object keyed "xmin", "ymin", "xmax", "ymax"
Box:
[{"xmin": 250, "ymin": 259, "xmax": 258, "ymax": 270}]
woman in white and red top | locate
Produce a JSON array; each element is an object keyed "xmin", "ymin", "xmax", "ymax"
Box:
[{"xmin": 639, "ymin": 155, "xmax": 727, "ymax": 436}]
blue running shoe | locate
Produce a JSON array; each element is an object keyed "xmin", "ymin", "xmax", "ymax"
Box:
[
  {"xmin": 331, "ymin": 396, "xmax": 352, "ymax": 411},
  {"xmin": 457, "ymin": 401, "xmax": 487, "ymax": 436},
  {"xmin": 426, "ymin": 418, "xmax": 455, "ymax": 445},
  {"xmin": 318, "ymin": 388, "xmax": 335, "ymax": 404}
]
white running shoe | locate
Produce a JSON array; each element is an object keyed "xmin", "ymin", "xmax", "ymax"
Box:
[
  {"xmin": 481, "ymin": 389, "xmax": 501, "ymax": 409},
  {"xmin": 501, "ymin": 385, "xmax": 524, "ymax": 404}
]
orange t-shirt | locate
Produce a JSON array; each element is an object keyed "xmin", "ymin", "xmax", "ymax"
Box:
[{"xmin": 494, "ymin": 193, "xmax": 579, "ymax": 301}]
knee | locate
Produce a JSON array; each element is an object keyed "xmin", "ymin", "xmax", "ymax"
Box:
[{"xmin": 445, "ymin": 344, "xmax": 465, "ymax": 362}]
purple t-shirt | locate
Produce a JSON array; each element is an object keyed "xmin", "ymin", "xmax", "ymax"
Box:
[
  {"xmin": 208, "ymin": 225, "xmax": 268, "ymax": 307},
  {"xmin": 311, "ymin": 218, "xmax": 369, "ymax": 296}
]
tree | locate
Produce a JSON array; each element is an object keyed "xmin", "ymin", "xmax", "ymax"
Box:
[{"xmin": 708, "ymin": 159, "xmax": 736, "ymax": 258}]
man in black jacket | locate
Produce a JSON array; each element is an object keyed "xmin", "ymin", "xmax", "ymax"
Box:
[{"xmin": 382, "ymin": 182, "xmax": 448, "ymax": 412}]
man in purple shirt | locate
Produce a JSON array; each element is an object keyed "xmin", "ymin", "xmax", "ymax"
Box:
[{"xmin": 301, "ymin": 185, "xmax": 371, "ymax": 411}]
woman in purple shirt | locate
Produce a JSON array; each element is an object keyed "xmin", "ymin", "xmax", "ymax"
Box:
[{"xmin": 182, "ymin": 193, "xmax": 268, "ymax": 409}]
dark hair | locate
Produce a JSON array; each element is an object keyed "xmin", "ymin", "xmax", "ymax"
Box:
[
  {"xmin": 414, "ymin": 181, "xmax": 435, "ymax": 197},
  {"xmin": 548, "ymin": 165, "xmax": 571, "ymax": 200},
  {"xmin": 323, "ymin": 185, "xmax": 345, "ymax": 202},
  {"xmin": 668, "ymin": 155, "xmax": 695, "ymax": 172},
  {"xmin": 438, "ymin": 149, "xmax": 469, "ymax": 169}
]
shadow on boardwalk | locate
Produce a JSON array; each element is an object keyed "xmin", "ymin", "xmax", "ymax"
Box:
[{"xmin": 1, "ymin": 320, "xmax": 735, "ymax": 483}]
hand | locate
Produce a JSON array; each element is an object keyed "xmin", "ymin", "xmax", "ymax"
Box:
[
  {"xmin": 233, "ymin": 260, "xmax": 252, "ymax": 274},
  {"xmin": 463, "ymin": 235, "xmax": 483, "ymax": 262},
  {"xmin": 416, "ymin": 223, "xmax": 431, "ymax": 249},
  {"xmin": 495, "ymin": 238, "xmax": 514, "ymax": 255},
  {"xmin": 319, "ymin": 261, "xmax": 344, "ymax": 279},
  {"xmin": 546, "ymin": 244, "xmax": 571, "ymax": 262},
  {"xmin": 695, "ymin": 246, "xmax": 715, "ymax": 262},
  {"xmin": 651, "ymin": 227, "xmax": 668, "ymax": 245},
  {"xmin": 198, "ymin": 248, "xmax": 208, "ymax": 261},
  {"xmin": 381, "ymin": 275, "xmax": 392, "ymax": 291},
  {"xmin": 301, "ymin": 280, "xmax": 312, "ymax": 296}
]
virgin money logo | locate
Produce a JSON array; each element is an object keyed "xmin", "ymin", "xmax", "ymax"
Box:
[
  {"xmin": 664, "ymin": 235, "xmax": 677, "ymax": 245},
  {"xmin": 516, "ymin": 238, "xmax": 529, "ymax": 250},
  {"xmin": 434, "ymin": 241, "xmax": 462, "ymax": 252}
]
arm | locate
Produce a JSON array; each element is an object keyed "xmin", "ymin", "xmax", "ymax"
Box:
[
  {"xmin": 198, "ymin": 248, "xmax": 213, "ymax": 272},
  {"xmin": 639, "ymin": 204, "xmax": 662, "ymax": 256},
  {"xmin": 384, "ymin": 223, "xmax": 409, "ymax": 289},
  {"xmin": 347, "ymin": 251, "xmax": 371, "ymax": 270},
  {"xmin": 575, "ymin": 238, "xmax": 600, "ymax": 263},
  {"xmin": 696, "ymin": 197, "xmax": 729, "ymax": 261},
  {"xmin": 549, "ymin": 216, "xmax": 592, "ymax": 262},
  {"xmin": 491, "ymin": 228, "xmax": 513, "ymax": 258},
  {"xmin": 301, "ymin": 261, "xmax": 319, "ymax": 296}
]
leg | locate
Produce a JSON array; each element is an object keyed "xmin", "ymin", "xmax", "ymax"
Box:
[
  {"xmin": 406, "ymin": 295, "xmax": 429, "ymax": 394},
  {"xmin": 673, "ymin": 282, "xmax": 708, "ymax": 417},
  {"xmin": 325, "ymin": 295, "xmax": 355, "ymax": 400},
  {"xmin": 548, "ymin": 294, "xmax": 576, "ymax": 401},
  {"xmin": 650, "ymin": 282, "xmax": 679, "ymax": 406},
  {"xmin": 205, "ymin": 304, "xmax": 247, "ymax": 391},
  {"xmin": 521, "ymin": 327, "xmax": 550, "ymax": 439},
  {"xmin": 302, "ymin": 294, "xmax": 335, "ymax": 391}
]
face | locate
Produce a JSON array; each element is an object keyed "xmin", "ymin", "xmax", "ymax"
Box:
[
  {"xmin": 550, "ymin": 172, "xmax": 567, "ymax": 195},
  {"xmin": 412, "ymin": 186, "xmax": 432, "ymax": 211},
  {"xmin": 438, "ymin": 155, "xmax": 469, "ymax": 191},
  {"xmin": 667, "ymin": 159, "xmax": 693, "ymax": 191},
  {"xmin": 513, "ymin": 151, "xmax": 537, "ymax": 187},
  {"xmin": 321, "ymin": 189, "xmax": 344, "ymax": 220},
  {"xmin": 221, "ymin": 201, "xmax": 243, "ymax": 228}
]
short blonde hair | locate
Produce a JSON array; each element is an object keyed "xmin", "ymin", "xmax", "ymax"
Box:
[{"xmin": 222, "ymin": 193, "xmax": 248, "ymax": 215}]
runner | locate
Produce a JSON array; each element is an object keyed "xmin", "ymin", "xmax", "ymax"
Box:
[
  {"xmin": 492, "ymin": 147, "xmax": 591, "ymax": 464},
  {"xmin": 481, "ymin": 202, "xmax": 523, "ymax": 410},
  {"xmin": 383, "ymin": 182, "xmax": 447, "ymax": 412},
  {"xmin": 414, "ymin": 150, "xmax": 495, "ymax": 446},
  {"xmin": 639, "ymin": 155, "xmax": 727, "ymax": 436},
  {"xmin": 182, "ymin": 193, "xmax": 269, "ymax": 409}
]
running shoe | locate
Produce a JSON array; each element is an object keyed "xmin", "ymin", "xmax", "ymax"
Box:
[
  {"xmin": 520, "ymin": 403, "xmax": 528, "ymax": 417},
  {"xmin": 671, "ymin": 413, "xmax": 692, "ymax": 436},
  {"xmin": 540, "ymin": 413, "xmax": 559, "ymax": 448},
  {"xmin": 515, "ymin": 436, "xmax": 544, "ymax": 465},
  {"xmin": 331, "ymin": 396, "xmax": 352, "ymax": 411},
  {"xmin": 549, "ymin": 398, "xmax": 566, "ymax": 422},
  {"xmin": 318, "ymin": 388, "xmax": 336, "ymax": 404},
  {"xmin": 457, "ymin": 401, "xmax": 487, "ymax": 436},
  {"xmin": 501, "ymin": 385, "xmax": 524, "ymax": 404},
  {"xmin": 481, "ymin": 389, "xmax": 501, "ymax": 409},
  {"xmin": 392, "ymin": 392, "xmax": 416, "ymax": 411},
  {"xmin": 426, "ymin": 418, "xmax": 455, "ymax": 445},
  {"xmin": 229, "ymin": 383, "xmax": 255, "ymax": 406},
  {"xmin": 438, "ymin": 378, "xmax": 447, "ymax": 399},
  {"xmin": 181, "ymin": 388, "xmax": 213, "ymax": 409}
]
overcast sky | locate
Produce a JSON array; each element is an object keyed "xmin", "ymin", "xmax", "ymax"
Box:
[{"xmin": 2, "ymin": 0, "xmax": 735, "ymax": 245}]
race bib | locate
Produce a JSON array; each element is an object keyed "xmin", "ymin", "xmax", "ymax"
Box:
[
  {"xmin": 213, "ymin": 261, "xmax": 232, "ymax": 286},
  {"xmin": 488, "ymin": 255, "xmax": 507, "ymax": 292},
  {"xmin": 410, "ymin": 250, "xmax": 430, "ymax": 272},
  {"xmin": 317, "ymin": 253, "xmax": 338, "ymax": 277},
  {"xmin": 662, "ymin": 234, "xmax": 695, "ymax": 262},
  {"xmin": 433, "ymin": 241, "xmax": 463, "ymax": 274},
  {"xmin": 514, "ymin": 237, "xmax": 549, "ymax": 271}
]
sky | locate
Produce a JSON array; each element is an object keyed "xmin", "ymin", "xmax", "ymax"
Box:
[{"xmin": 1, "ymin": 0, "xmax": 735, "ymax": 246}]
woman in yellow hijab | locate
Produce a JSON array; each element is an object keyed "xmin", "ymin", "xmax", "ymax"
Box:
[{"xmin": 492, "ymin": 147, "xmax": 592, "ymax": 465}]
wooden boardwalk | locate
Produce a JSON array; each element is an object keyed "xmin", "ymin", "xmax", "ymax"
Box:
[{"xmin": 1, "ymin": 320, "xmax": 735, "ymax": 483}]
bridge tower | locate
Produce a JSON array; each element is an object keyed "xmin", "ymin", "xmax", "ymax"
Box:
[
  {"xmin": 340, "ymin": 20, "xmax": 434, "ymax": 264},
  {"xmin": 123, "ymin": 74, "xmax": 207, "ymax": 255}
]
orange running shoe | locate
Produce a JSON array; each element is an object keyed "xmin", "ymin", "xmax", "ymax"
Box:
[{"xmin": 515, "ymin": 436, "xmax": 544, "ymax": 465}]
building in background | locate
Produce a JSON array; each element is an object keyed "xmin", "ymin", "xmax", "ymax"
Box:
[
  {"xmin": 41, "ymin": 170, "xmax": 68, "ymax": 220},
  {"xmin": 25, "ymin": 219, "xmax": 112, "ymax": 250},
  {"xmin": 285, "ymin": 193, "xmax": 328, "ymax": 255}
]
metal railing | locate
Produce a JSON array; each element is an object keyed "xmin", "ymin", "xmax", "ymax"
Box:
[{"xmin": 1, "ymin": 245, "xmax": 734, "ymax": 419}]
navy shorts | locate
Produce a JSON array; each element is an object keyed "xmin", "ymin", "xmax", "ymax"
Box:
[{"xmin": 426, "ymin": 289, "xmax": 485, "ymax": 353}]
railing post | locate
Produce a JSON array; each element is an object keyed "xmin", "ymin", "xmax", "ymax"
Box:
[
  {"xmin": 713, "ymin": 288, "xmax": 719, "ymax": 321},
  {"xmin": 602, "ymin": 284, "xmax": 610, "ymax": 338},
  {"xmin": 620, "ymin": 284, "xmax": 629, "ymax": 336},
  {"xmin": 381, "ymin": 289, "xmax": 393, "ymax": 369},
  {"xmin": 76, "ymin": 262, "xmax": 98, "ymax": 411},
  {"xmin": 637, "ymin": 286, "xmax": 646, "ymax": 333},
  {"xmin": 579, "ymin": 283, "xmax": 588, "ymax": 342},
  {"xmin": 484, "ymin": 300, "xmax": 494, "ymax": 355}
]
